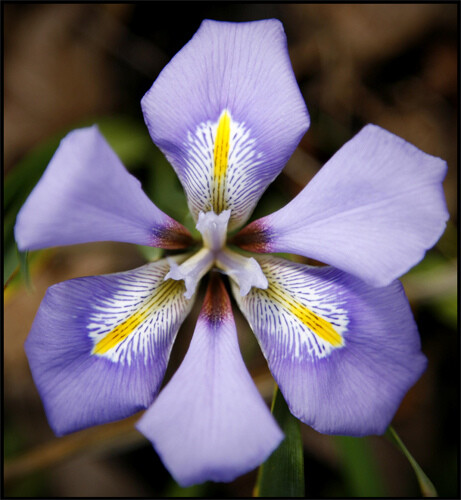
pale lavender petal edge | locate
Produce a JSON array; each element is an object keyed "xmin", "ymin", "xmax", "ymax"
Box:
[
  {"xmin": 137, "ymin": 274, "xmax": 283, "ymax": 486},
  {"xmin": 235, "ymin": 124, "xmax": 448, "ymax": 286},
  {"xmin": 15, "ymin": 126, "xmax": 192, "ymax": 251}
]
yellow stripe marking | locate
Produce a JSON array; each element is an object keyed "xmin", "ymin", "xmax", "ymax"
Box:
[
  {"xmin": 213, "ymin": 110, "xmax": 231, "ymax": 212},
  {"xmin": 92, "ymin": 279, "xmax": 185, "ymax": 355},
  {"xmin": 265, "ymin": 282, "xmax": 344, "ymax": 347}
]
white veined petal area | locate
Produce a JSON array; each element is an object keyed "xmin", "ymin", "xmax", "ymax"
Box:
[
  {"xmin": 232, "ymin": 255, "xmax": 348, "ymax": 361},
  {"xmin": 24, "ymin": 257, "xmax": 195, "ymax": 436},
  {"xmin": 182, "ymin": 109, "xmax": 266, "ymax": 229},
  {"xmin": 142, "ymin": 20, "xmax": 310, "ymax": 231},
  {"xmin": 88, "ymin": 257, "xmax": 193, "ymax": 365},
  {"xmin": 233, "ymin": 255, "xmax": 427, "ymax": 436}
]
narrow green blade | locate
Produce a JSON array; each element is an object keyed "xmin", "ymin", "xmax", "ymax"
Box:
[
  {"xmin": 385, "ymin": 426, "xmax": 438, "ymax": 497},
  {"xmin": 254, "ymin": 386, "xmax": 304, "ymax": 497},
  {"xmin": 18, "ymin": 249, "xmax": 32, "ymax": 290},
  {"xmin": 4, "ymin": 250, "xmax": 19, "ymax": 288},
  {"xmin": 334, "ymin": 435, "xmax": 387, "ymax": 496}
]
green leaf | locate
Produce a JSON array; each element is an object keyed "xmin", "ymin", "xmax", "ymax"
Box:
[
  {"xmin": 4, "ymin": 225, "xmax": 20, "ymax": 287},
  {"xmin": 400, "ymin": 250, "xmax": 457, "ymax": 328},
  {"xmin": 96, "ymin": 115, "xmax": 154, "ymax": 167},
  {"xmin": 4, "ymin": 136, "xmax": 61, "ymax": 288},
  {"xmin": 334, "ymin": 435, "xmax": 387, "ymax": 496},
  {"xmin": 136, "ymin": 245, "xmax": 164, "ymax": 262},
  {"xmin": 431, "ymin": 292, "xmax": 457, "ymax": 328},
  {"xmin": 254, "ymin": 386, "xmax": 304, "ymax": 497},
  {"xmin": 4, "ymin": 139, "xmax": 60, "ymax": 212},
  {"xmin": 3, "ymin": 260, "xmax": 19, "ymax": 289},
  {"xmin": 164, "ymin": 479, "xmax": 209, "ymax": 498},
  {"xmin": 385, "ymin": 426, "xmax": 438, "ymax": 497},
  {"xmin": 18, "ymin": 250, "xmax": 33, "ymax": 290},
  {"xmin": 144, "ymin": 148, "xmax": 189, "ymax": 225}
]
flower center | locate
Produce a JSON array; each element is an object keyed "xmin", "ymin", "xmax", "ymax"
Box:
[
  {"xmin": 196, "ymin": 210, "xmax": 230, "ymax": 251},
  {"xmin": 165, "ymin": 210, "xmax": 268, "ymax": 298}
]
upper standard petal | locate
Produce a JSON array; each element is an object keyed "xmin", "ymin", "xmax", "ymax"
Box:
[
  {"xmin": 15, "ymin": 126, "xmax": 193, "ymax": 251},
  {"xmin": 25, "ymin": 258, "xmax": 194, "ymax": 435},
  {"xmin": 137, "ymin": 274, "xmax": 283, "ymax": 486},
  {"xmin": 233, "ymin": 255, "xmax": 427, "ymax": 436},
  {"xmin": 234, "ymin": 124, "xmax": 449, "ymax": 286},
  {"xmin": 141, "ymin": 19, "xmax": 309, "ymax": 230}
]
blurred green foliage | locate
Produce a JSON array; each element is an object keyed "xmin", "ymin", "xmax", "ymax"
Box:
[
  {"xmin": 385, "ymin": 426, "xmax": 437, "ymax": 497},
  {"xmin": 255, "ymin": 386, "xmax": 305, "ymax": 497},
  {"xmin": 334, "ymin": 435, "xmax": 387, "ymax": 497}
]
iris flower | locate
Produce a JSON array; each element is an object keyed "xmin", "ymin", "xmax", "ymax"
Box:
[{"xmin": 15, "ymin": 19, "xmax": 448, "ymax": 487}]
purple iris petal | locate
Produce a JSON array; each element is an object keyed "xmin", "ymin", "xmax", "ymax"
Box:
[
  {"xmin": 15, "ymin": 126, "xmax": 193, "ymax": 251},
  {"xmin": 25, "ymin": 260, "xmax": 193, "ymax": 435},
  {"xmin": 137, "ymin": 274, "xmax": 283, "ymax": 486},
  {"xmin": 141, "ymin": 19, "xmax": 309, "ymax": 229},
  {"xmin": 234, "ymin": 124, "xmax": 448, "ymax": 286},
  {"xmin": 233, "ymin": 256, "xmax": 427, "ymax": 436}
]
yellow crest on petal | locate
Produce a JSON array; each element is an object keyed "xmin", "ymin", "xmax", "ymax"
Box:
[
  {"xmin": 184, "ymin": 109, "xmax": 263, "ymax": 229},
  {"xmin": 232, "ymin": 256, "xmax": 348, "ymax": 360},
  {"xmin": 268, "ymin": 282, "xmax": 344, "ymax": 348},
  {"xmin": 91, "ymin": 278, "xmax": 186, "ymax": 358},
  {"xmin": 212, "ymin": 110, "xmax": 231, "ymax": 213}
]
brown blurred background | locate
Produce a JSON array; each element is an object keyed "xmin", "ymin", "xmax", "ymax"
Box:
[{"xmin": 4, "ymin": 3, "xmax": 458, "ymax": 498}]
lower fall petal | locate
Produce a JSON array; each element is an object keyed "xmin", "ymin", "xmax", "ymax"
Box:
[
  {"xmin": 232, "ymin": 255, "xmax": 427, "ymax": 436},
  {"xmin": 25, "ymin": 257, "xmax": 194, "ymax": 436},
  {"xmin": 136, "ymin": 274, "xmax": 283, "ymax": 487}
]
